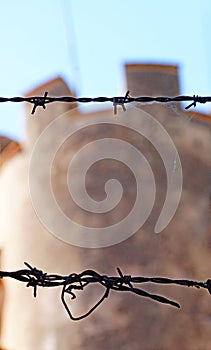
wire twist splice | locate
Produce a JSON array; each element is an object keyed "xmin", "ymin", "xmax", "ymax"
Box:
[{"xmin": 0, "ymin": 263, "xmax": 210, "ymax": 321}]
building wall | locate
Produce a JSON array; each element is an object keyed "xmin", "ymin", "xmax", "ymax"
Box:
[{"xmin": 0, "ymin": 65, "xmax": 210, "ymax": 350}]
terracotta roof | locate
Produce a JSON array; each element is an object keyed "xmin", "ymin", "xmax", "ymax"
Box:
[
  {"xmin": 0, "ymin": 136, "xmax": 13, "ymax": 153},
  {"xmin": 24, "ymin": 76, "xmax": 71, "ymax": 97},
  {"xmin": 125, "ymin": 63, "xmax": 178, "ymax": 74},
  {"xmin": 185, "ymin": 110, "xmax": 211, "ymax": 123}
]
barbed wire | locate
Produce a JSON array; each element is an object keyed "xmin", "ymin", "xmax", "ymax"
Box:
[
  {"xmin": 0, "ymin": 91, "xmax": 211, "ymax": 115},
  {"xmin": 1, "ymin": 262, "xmax": 211, "ymax": 321}
]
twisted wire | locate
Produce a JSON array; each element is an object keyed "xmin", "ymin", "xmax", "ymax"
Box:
[
  {"xmin": 0, "ymin": 262, "xmax": 211, "ymax": 321},
  {"xmin": 0, "ymin": 92, "xmax": 211, "ymax": 114}
]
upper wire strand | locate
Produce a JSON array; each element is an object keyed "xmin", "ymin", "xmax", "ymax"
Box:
[{"xmin": 0, "ymin": 93, "xmax": 211, "ymax": 115}]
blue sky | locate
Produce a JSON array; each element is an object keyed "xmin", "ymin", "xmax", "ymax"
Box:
[{"xmin": 0, "ymin": 0, "xmax": 211, "ymax": 140}]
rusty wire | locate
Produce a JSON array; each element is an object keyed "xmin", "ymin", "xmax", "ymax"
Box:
[
  {"xmin": 0, "ymin": 92, "xmax": 211, "ymax": 114},
  {"xmin": 0, "ymin": 262, "xmax": 211, "ymax": 321}
]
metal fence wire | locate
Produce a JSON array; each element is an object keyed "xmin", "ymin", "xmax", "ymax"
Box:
[
  {"xmin": 0, "ymin": 92, "xmax": 211, "ymax": 114},
  {"xmin": 0, "ymin": 262, "xmax": 211, "ymax": 321},
  {"xmin": 0, "ymin": 92, "xmax": 210, "ymax": 321}
]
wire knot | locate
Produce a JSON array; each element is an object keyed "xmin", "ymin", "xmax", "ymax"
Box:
[
  {"xmin": 102, "ymin": 275, "xmax": 114, "ymax": 290},
  {"xmin": 117, "ymin": 267, "xmax": 133, "ymax": 287},
  {"xmin": 31, "ymin": 91, "xmax": 48, "ymax": 115},
  {"xmin": 185, "ymin": 95, "xmax": 207, "ymax": 109},
  {"xmin": 205, "ymin": 279, "xmax": 211, "ymax": 294},
  {"xmin": 26, "ymin": 277, "xmax": 38, "ymax": 297},
  {"xmin": 113, "ymin": 90, "xmax": 130, "ymax": 115},
  {"xmin": 24, "ymin": 262, "xmax": 46, "ymax": 296}
]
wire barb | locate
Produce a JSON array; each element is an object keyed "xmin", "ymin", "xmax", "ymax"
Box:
[
  {"xmin": 0, "ymin": 93, "xmax": 211, "ymax": 115},
  {"xmin": 185, "ymin": 95, "xmax": 207, "ymax": 110},
  {"xmin": 0, "ymin": 263, "xmax": 210, "ymax": 321},
  {"xmin": 113, "ymin": 90, "xmax": 130, "ymax": 114},
  {"xmin": 31, "ymin": 91, "xmax": 48, "ymax": 115}
]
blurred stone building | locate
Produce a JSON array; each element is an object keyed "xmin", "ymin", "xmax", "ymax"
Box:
[{"xmin": 0, "ymin": 64, "xmax": 210, "ymax": 350}]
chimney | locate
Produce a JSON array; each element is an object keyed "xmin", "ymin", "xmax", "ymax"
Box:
[{"xmin": 125, "ymin": 63, "xmax": 180, "ymax": 97}]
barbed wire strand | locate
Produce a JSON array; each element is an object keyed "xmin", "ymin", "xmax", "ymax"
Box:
[
  {"xmin": 0, "ymin": 262, "xmax": 211, "ymax": 321},
  {"xmin": 0, "ymin": 92, "xmax": 211, "ymax": 115}
]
